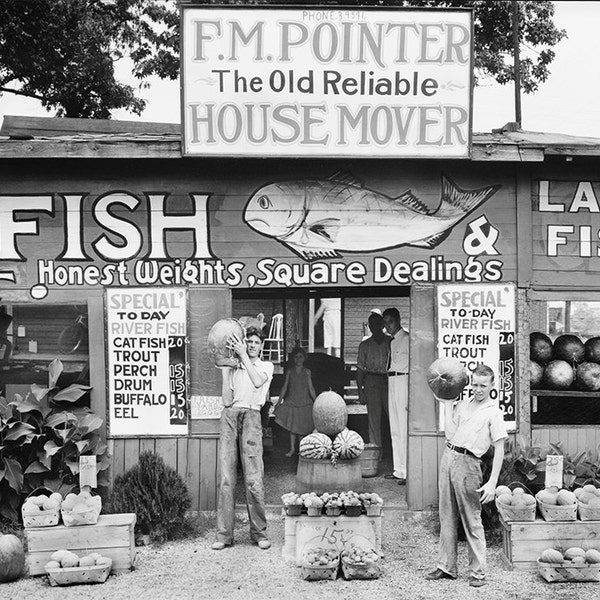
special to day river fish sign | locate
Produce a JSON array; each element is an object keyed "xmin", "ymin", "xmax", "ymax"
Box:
[
  {"xmin": 106, "ymin": 288, "xmax": 189, "ymax": 436},
  {"xmin": 181, "ymin": 6, "xmax": 473, "ymax": 157},
  {"xmin": 436, "ymin": 283, "xmax": 516, "ymax": 429}
]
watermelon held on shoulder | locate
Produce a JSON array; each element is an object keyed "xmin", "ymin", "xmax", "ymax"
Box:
[
  {"xmin": 312, "ymin": 390, "xmax": 348, "ymax": 436},
  {"xmin": 426, "ymin": 358, "xmax": 469, "ymax": 400},
  {"xmin": 207, "ymin": 318, "xmax": 244, "ymax": 367}
]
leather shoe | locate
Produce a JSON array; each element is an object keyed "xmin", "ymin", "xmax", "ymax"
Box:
[
  {"xmin": 469, "ymin": 577, "xmax": 487, "ymax": 587},
  {"xmin": 397, "ymin": 478, "xmax": 406, "ymax": 485},
  {"xmin": 257, "ymin": 539, "xmax": 271, "ymax": 550},
  {"xmin": 384, "ymin": 473, "xmax": 401, "ymax": 480},
  {"xmin": 211, "ymin": 541, "xmax": 230, "ymax": 550},
  {"xmin": 425, "ymin": 568, "xmax": 455, "ymax": 581}
]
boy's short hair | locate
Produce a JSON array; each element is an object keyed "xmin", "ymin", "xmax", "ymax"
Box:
[
  {"xmin": 368, "ymin": 312, "xmax": 384, "ymax": 329},
  {"xmin": 472, "ymin": 364, "xmax": 495, "ymax": 380},
  {"xmin": 245, "ymin": 326, "xmax": 265, "ymax": 341}
]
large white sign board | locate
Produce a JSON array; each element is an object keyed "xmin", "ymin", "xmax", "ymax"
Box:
[
  {"xmin": 106, "ymin": 287, "xmax": 189, "ymax": 436},
  {"xmin": 182, "ymin": 7, "xmax": 473, "ymax": 157},
  {"xmin": 437, "ymin": 283, "xmax": 517, "ymax": 431}
]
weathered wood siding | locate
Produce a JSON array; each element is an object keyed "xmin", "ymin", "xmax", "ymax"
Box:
[{"xmin": 110, "ymin": 436, "xmax": 219, "ymax": 512}]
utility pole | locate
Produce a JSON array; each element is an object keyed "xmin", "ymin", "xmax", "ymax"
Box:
[{"xmin": 512, "ymin": 0, "xmax": 522, "ymax": 128}]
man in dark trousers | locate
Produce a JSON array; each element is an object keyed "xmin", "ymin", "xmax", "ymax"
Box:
[
  {"xmin": 426, "ymin": 364, "xmax": 508, "ymax": 587},
  {"xmin": 356, "ymin": 312, "xmax": 391, "ymax": 450}
]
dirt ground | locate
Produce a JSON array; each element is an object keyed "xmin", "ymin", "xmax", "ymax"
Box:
[{"xmin": 4, "ymin": 511, "xmax": 594, "ymax": 600}]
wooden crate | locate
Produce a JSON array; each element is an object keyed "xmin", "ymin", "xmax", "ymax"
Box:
[
  {"xmin": 500, "ymin": 516, "xmax": 600, "ymax": 571},
  {"xmin": 282, "ymin": 514, "xmax": 382, "ymax": 565},
  {"xmin": 25, "ymin": 513, "xmax": 136, "ymax": 576}
]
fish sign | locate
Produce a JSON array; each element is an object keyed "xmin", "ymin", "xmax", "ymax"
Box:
[{"xmin": 243, "ymin": 174, "xmax": 501, "ymax": 261}]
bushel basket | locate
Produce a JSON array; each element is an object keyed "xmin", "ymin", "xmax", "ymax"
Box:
[
  {"xmin": 21, "ymin": 487, "xmax": 61, "ymax": 528},
  {"xmin": 495, "ymin": 497, "xmax": 536, "ymax": 522},
  {"xmin": 46, "ymin": 560, "xmax": 112, "ymax": 586},
  {"xmin": 61, "ymin": 494, "xmax": 102, "ymax": 527},
  {"xmin": 578, "ymin": 500, "xmax": 600, "ymax": 521},
  {"xmin": 535, "ymin": 492, "xmax": 577, "ymax": 522},
  {"xmin": 341, "ymin": 556, "xmax": 381, "ymax": 580},
  {"xmin": 537, "ymin": 559, "xmax": 600, "ymax": 583}
]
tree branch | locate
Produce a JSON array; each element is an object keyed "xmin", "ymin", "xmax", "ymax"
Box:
[{"xmin": 0, "ymin": 87, "xmax": 46, "ymax": 102}]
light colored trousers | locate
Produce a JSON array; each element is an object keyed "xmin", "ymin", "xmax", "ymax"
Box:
[
  {"xmin": 216, "ymin": 407, "xmax": 268, "ymax": 545},
  {"xmin": 388, "ymin": 374, "xmax": 408, "ymax": 479},
  {"xmin": 437, "ymin": 447, "xmax": 486, "ymax": 579}
]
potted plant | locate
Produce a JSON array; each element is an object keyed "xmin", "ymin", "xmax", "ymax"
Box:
[
  {"xmin": 340, "ymin": 491, "xmax": 362, "ymax": 516},
  {"xmin": 303, "ymin": 493, "xmax": 324, "ymax": 516},
  {"xmin": 322, "ymin": 493, "xmax": 342, "ymax": 516},
  {"xmin": 359, "ymin": 492, "xmax": 384, "ymax": 516},
  {"xmin": 281, "ymin": 492, "xmax": 303, "ymax": 516}
]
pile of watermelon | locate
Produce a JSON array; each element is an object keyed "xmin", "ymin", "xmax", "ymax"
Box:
[
  {"xmin": 299, "ymin": 391, "xmax": 364, "ymax": 462},
  {"xmin": 530, "ymin": 332, "xmax": 600, "ymax": 391}
]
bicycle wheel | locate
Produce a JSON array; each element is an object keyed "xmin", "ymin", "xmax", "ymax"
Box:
[{"xmin": 57, "ymin": 324, "xmax": 85, "ymax": 354}]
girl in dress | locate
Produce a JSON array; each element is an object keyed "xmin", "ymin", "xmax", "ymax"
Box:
[{"xmin": 274, "ymin": 347, "xmax": 317, "ymax": 457}]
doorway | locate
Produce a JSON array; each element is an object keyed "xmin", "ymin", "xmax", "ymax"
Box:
[{"xmin": 231, "ymin": 287, "xmax": 410, "ymax": 505}]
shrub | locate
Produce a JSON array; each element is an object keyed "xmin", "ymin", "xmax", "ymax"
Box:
[{"xmin": 107, "ymin": 451, "xmax": 191, "ymax": 543}]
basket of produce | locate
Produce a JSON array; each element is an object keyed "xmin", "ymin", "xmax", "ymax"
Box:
[
  {"xmin": 536, "ymin": 488, "xmax": 577, "ymax": 522},
  {"xmin": 537, "ymin": 546, "xmax": 600, "ymax": 583},
  {"xmin": 21, "ymin": 487, "xmax": 63, "ymax": 528},
  {"xmin": 301, "ymin": 548, "xmax": 339, "ymax": 581},
  {"xmin": 340, "ymin": 545, "xmax": 382, "ymax": 580},
  {"xmin": 359, "ymin": 492, "xmax": 384, "ymax": 516},
  {"xmin": 281, "ymin": 492, "xmax": 303, "ymax": 516},
  {"xmin": 45, "ymin": 550, "xmax": 112, "ymax": 586},
  {"xmin": 575, "ymin": 484, "xmax": 600, "ymax": 521},
  {"xmin": 494, "ymin": 484, "xmax": 536, "ymax": 522},
  {"xmin": 61, "ymin": 489, "xmax": 102, "ymax": 526}
]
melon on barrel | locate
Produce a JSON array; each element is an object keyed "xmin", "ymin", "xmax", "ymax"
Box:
[
  {"xmin": 427, "ymin": 358, "xmax": 469, "ymax": 400},
  {"xmin": 299, "ymin": 432, "xmax": 333, "ymax": 459},
  {"xmin": 207, "ymin": 318, "xmax": 244, "ymax": 367},
  {"xmin": 312, "ymin": 390, "xmax": 348, "ymax": 436},
  {"xmin": 333, "ymin": 428, "xmax": 365, "ymax": 459}
]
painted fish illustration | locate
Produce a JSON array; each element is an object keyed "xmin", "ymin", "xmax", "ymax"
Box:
[{"xmin": 243, "ymin": 173, "xmax": 501, "ymax": 261}]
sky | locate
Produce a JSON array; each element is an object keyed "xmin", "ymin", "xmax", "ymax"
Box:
[{"xmin": 1, "ymin": 1, "xmax": 599, "ymax": 138}]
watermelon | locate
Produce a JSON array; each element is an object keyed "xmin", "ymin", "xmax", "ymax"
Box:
[
  {"xmin": 333, "ymin": 428, "xmax": 364, "ymax": 459},
  {"xmin": 207, "ymin": 318, "xmax": 244, "ymax": 367},
  {"xmin": 312, "ymin": 390, "xmax": 348, "ymax": 436},
  {"xmin": 299, "ymin": 432, "xmax": 333, "ymax": 459}
]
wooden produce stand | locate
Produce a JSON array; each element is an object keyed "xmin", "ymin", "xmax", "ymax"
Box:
[
  {"xmin": 500, "ymin": 516, "xmax": 600, "ymax": 571},
  {"xmin": 26, "ymin": 513, "xmax": 137, "ymax": 576}
]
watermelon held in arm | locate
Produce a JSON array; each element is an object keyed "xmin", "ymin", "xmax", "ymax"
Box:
[
  {"xmin": 207, "ymin": 318, "xmax": 244, "ymax": 367},
  {"xmin": 312, "ymin": 390, "xmax": 348, "ymax": 436},
  {"xmin": 426, "ymin": 358, "xmax": 469, "ymax": 400}
]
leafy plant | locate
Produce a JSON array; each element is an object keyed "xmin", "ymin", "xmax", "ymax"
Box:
[
  {"xmin": 107, "ymin": 451, "xmax": 191, "ymax": 543},
  {"xmin": 0, "ymin": 359, "xmax": 109, "ymax": 522}
]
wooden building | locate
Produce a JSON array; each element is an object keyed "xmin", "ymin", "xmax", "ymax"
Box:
[{"xmin": 2, "ymin": 116, "xmax": 600, "ymax": 511}]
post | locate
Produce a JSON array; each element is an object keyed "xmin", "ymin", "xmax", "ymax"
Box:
[{"xmin": 512, "ymin": 0, "xmax": 522, "ymax": 128}]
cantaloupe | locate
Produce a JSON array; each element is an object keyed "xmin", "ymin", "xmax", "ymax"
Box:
[{"xmin": 312, "ymin": 391, "xmax": 348, "ymax": 436}]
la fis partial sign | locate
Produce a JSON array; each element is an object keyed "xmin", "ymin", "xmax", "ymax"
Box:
[{"xmin": 181, "ymin": 5, "xmax": 473, "ymax": 158}]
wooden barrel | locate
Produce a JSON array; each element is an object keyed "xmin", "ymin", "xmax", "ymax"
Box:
[
  {"xmin": 358, "ymin": 444, "xmax": 381, "ymax": 478},
  {"xmin": 296, "ymin": 457, "xmax": 363, "ymax": 493}
]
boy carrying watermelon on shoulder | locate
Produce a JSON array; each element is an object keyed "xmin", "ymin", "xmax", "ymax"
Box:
[
  {"xmin": 425, "ymin": 364, "xmax": 508, "ymax": 588},
  {"xmin": 211, "ymin": 327, "xmax": 274, "ymax": 551}
]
